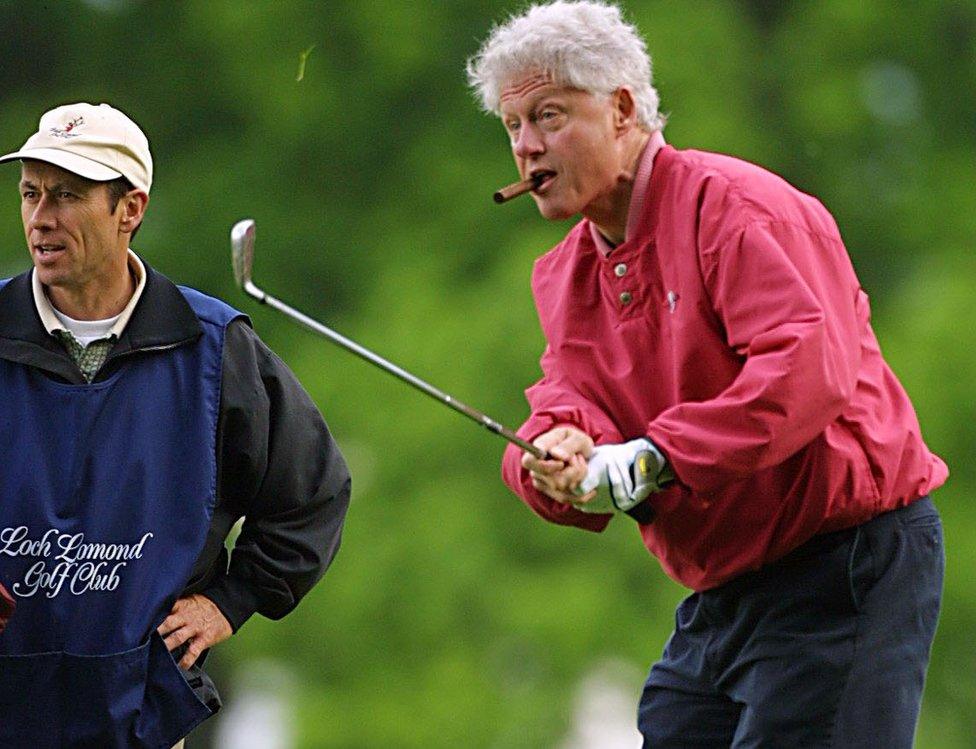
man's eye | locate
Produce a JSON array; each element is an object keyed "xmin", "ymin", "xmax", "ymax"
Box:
[
  {"xmin": 57, "ymin": 191, "xmax": 73, "ymax": 199},
  {"xmin": 537, "ymin": 110, "xmax": 564, "ymax": 130},
  {"xmin": 505, "ymin": 120, "xmax": 521, "ymax": 133}
]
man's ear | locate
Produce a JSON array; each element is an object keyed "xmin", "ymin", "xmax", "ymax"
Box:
[
  {"xmin": 612, "ymin": 86, "xmax": 639, "ymax": 132},
  {"xmin": 118, "ymin": 190, "xmax": 149, "ymax": 235}
]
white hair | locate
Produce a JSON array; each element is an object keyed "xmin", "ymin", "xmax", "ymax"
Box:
[{"xmin": 467, "ymin": 1, "xmax": 665, "ymax": 131}]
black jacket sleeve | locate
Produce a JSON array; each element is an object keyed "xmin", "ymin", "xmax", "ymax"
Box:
[{"xmin": 195, "ymin": 319, "xmax": 350, "ymax": 632}]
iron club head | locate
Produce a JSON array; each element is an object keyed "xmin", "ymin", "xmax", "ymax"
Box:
[{"xmin": 230, "ymin": 218, "xmax": 256, "ymax": 288}]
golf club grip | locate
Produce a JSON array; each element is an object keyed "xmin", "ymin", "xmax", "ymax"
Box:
[{"xmin": 248, "ymin": 285, "xmax": 549, "ymax": 460}]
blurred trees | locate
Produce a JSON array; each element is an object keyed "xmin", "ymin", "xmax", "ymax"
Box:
[{"xmin": 0, "ymin": 1, "xmax": 973, "ymax": 746}]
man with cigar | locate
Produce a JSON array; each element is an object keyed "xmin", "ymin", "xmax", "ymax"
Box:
[
  {"xmin": 469, "ymin": 2, "xmax": 947, "ymax": 745},
  {"xmin": 0, "ymin": 102, "xmax": 350, "ymax": 747}
]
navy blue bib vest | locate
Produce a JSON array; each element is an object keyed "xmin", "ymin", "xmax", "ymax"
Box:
[{"xmin": 0, "ymin": 284, "xmax": 242, "ymax": 748}]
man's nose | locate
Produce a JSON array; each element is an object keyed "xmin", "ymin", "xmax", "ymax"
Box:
[
  {"xmin": 27, "ymin": 195, "xmax": 56, "ymax": 231},
  {"xmin": 513, "ymin": 123, "xmax": 544, "ymax": 160}
]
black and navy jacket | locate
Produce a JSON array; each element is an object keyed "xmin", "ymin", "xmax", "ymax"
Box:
[{"xmin": 0, "ymin": 264, "xmax": 350, "ymax": 747}]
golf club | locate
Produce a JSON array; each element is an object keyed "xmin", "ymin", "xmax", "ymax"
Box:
[{"xmin": 230, "ymin": 219, "xmax": 548, "ymax": 460}]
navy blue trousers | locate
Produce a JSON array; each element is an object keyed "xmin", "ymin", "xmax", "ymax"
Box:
[{"xmin": 638, "ymin": 497, "xmax": 944, "ymax": 748}]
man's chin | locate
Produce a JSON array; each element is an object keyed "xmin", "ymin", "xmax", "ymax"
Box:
[
  {"xmin": 31, "ymin": 265, "xmax": 67, "ymax": 289},
  {"xmin": 532, "ymin": 198, "xmax": 577, "ymax": 222}
]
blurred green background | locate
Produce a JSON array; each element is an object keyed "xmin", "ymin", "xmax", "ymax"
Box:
[{"xmin": 1, "ymin": 1, "xmax": 973, "ymax": 746}]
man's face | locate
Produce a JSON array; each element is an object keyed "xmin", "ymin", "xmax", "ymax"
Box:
[
  {"xmin": 19, "ymin": 160, "xmax": 126, "ymax": 295},
  {"xmin": 499, "ymin": 72, "xmax": 620, "ymax": 221}
]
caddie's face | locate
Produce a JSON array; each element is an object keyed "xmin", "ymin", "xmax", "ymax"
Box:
[
  {"xmin": 500, "ymin": 72, "xmax": 619, "ymax": 221},
  {"xmin": 19, "ymin": 160, "xmax": 126, "ymax": 295}
]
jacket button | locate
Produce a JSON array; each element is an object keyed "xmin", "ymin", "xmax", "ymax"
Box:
[
  {"xmin": 614, "ymin": 263, "xmax": 627, "ymax": 277},
  {"xmin": 619, "ymin": 291, "xmax": 633, "ymax": 305}
]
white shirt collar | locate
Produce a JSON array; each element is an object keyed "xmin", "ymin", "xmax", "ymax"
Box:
[{"xmin": 32, "ymin": 249, "xmax": 147, "ymax": 339}]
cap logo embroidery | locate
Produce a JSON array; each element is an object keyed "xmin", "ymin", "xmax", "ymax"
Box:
[{"xmin": 49, "ymin": 116, "xmax": 84, "ymax": 139}]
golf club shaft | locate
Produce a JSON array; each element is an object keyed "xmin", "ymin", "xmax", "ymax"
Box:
[{"xmin": 242, "ymin": 280, "xmax": 547, "ymax": 460}]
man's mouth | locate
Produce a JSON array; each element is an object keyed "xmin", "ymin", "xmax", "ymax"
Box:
[
  {"xmin": 530, "ymin": 170, "xmax": 557, "ymax": 192},
  {"xmin": 33, "ymin": 244, "xmax": 66, "ymax": 261}
]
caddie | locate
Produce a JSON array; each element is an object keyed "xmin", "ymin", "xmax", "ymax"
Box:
[
  {"xmin": 468, "ymin": 2, "xmax": 947, "ymax": 746},
  {"xmin": 0, "ymin": 102, "xmax": 351, "ymax": 747}
]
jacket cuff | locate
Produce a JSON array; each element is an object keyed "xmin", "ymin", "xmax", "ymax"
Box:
[
  {"xmin": 200, "ymin": 575, "xmax": 262, "ymax": 633},
  {"xmin": 524, "ymin": 407, "xmax": 621, "ymax": 447}
]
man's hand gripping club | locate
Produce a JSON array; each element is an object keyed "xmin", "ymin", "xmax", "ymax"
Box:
[
  {"xmin": 573, "ymin": 438, "xmax": 672, "ymax": 513},
  {"xmin": 522, "ymin": 427, "xmax": 672, "ymax": 514},
  {"xmin": 521, "ymin": 426, "xmax": 597, "ymax": 504}
]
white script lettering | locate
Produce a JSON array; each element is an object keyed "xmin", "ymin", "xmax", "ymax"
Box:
[{"xmin": 0, "ymin": 526, "xmax": 154, "ymax": 600}]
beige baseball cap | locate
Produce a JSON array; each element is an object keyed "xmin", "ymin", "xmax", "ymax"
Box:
[{"xmin": 0, "ymin": 102, "xmax": 152, "ymax": 193}]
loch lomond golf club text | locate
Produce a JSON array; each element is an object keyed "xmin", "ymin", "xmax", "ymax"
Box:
[{"xmin": 0, "ymin": 526, "xmax": 154, "ymax": 599}]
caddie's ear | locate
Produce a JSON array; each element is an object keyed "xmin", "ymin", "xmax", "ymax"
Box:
[
  {"xmin": 612, "ymin": 87, "xmax": 639, "ymax": 132},
  {"xmin": 117, "ymin": 190, "xmax": 149, "ymax": 236}
]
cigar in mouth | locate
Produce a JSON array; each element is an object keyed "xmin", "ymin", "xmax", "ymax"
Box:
[{"xmin": 493, "ymin": 173, "xmax": 546, "ymax": 204}]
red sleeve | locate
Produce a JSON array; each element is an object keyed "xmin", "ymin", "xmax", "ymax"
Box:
[
  {"xmin": 501, "ymin": 345, "xmax": 622, "ymax": 531},
  {"xmin": 646, "ymin": 220, "xmax": 861, "ymax": 493}
]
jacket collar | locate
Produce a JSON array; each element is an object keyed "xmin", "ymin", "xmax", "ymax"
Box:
[
  {"xmin": 109, "ymin": 262, "xmax": 202, "ymax": 356},
  {"xmin": 0, "ymin": 262, "xmax": 202, "ymax": 381}
]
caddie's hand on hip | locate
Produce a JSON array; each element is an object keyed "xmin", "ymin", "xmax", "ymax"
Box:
[
  {"xmin": 522, "ymin": 426, "xmax": 596, "ymax": 503},
  {"xmin": 157, "ymin": 593, "xmax": 233, "ymax": 669}
]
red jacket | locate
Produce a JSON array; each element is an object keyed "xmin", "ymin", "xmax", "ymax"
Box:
[{"xmin": 502, "ymin": 144, "xmax": 948, "ymax": 591}]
